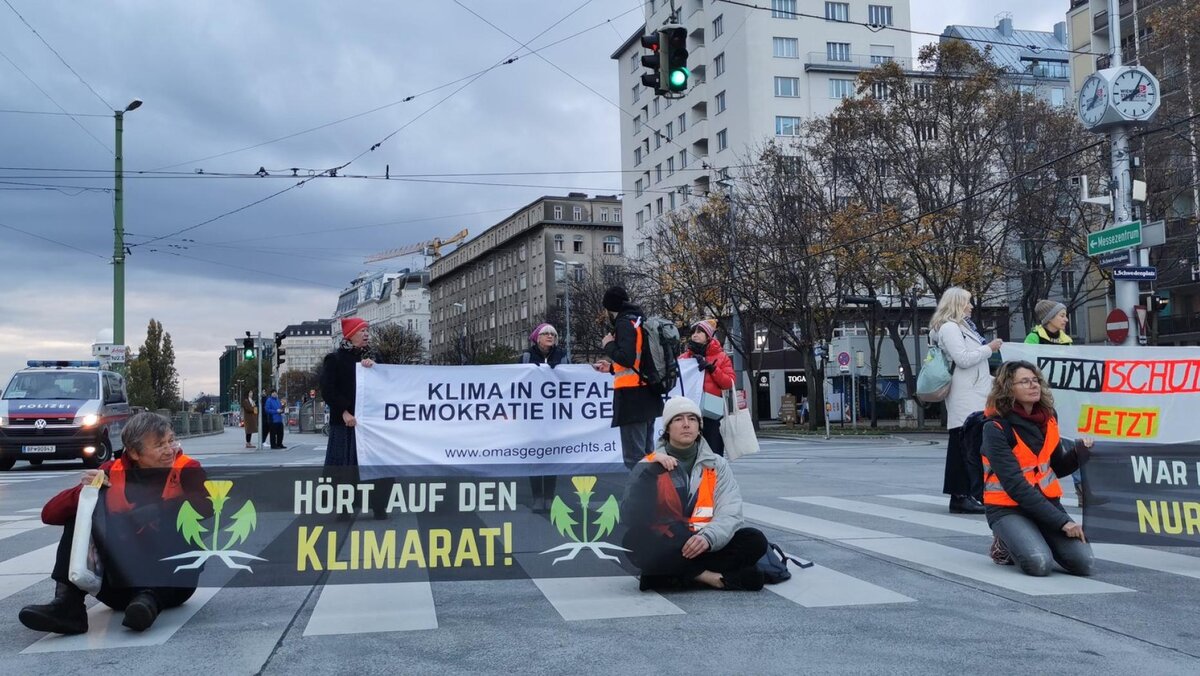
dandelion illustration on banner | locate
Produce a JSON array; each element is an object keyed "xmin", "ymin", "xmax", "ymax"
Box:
[
  {"xmin": 161, "ymin": 480, "xmax": 266, "ymax": 572},
  {"xmin": 540, "ymin": 476, "xmax": 629, "ymax": 564}
]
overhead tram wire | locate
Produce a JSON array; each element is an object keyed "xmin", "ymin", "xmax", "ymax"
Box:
[
  {"xmin": 0, "ymin": 108, "xmax": 110, "ymax": 117},
  {"xmin": 0, "ymin": 46, "xmax": 111, "ymax": 154},
  {"xmin": 130, "ymin": 0, "xmax": 626, "ymax": 250},
  {"xmin": 0, "ymin": 219, "xmax": 108, "ymax": 260},
  {"xmin": 715, "ymin": 0, "xmax": 1107, "ymax": 57},
  {"xmin": 148, "ymin": 0, "xmax": 648, "ymax": 172},
  {"xmin": 143, "ymin": 248, "xmax": 344, "ymax": 289},
  {"xmin": 2, "ymin": 0, "xmax": 113, "ymax": 110}
]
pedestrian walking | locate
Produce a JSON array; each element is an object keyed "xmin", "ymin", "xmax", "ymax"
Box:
[
  {"xmin": 621, "ymin": 396, "xmax": 768, "ymax": 591},
  {"xmin": 320, "ymin": 317, "xmax": 386, "ymax": 518},
  {"xmin": 680, "ymin": 319, "xmax": 734, "ymax": 456},
  {"xmin": 240, "ymin": 390, "xmax": 258, "ymax": 448},
  {"xmin": 265, "ymin": 390, "xmax": 285, "ymax": 449},
  {"xmin": 520, "ymin": 322, "xmax": 566, "ymax": 512},
  {"xmin": 931, "ymin": 287, "xmax": 1002, "ymax": 514},
  {"xmin": 981, "ymin": 361, "xmax": 1094, "ymax": 577},
  {"xmin": 592, "ymin": 286, "xmax": 665, "ymax": 469}
]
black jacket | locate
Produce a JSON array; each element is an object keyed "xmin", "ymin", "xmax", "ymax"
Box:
[
  {"xmin": 981, "ymin": 408, "xmax": 1087, "ymax": 530},
  {"xmin": 604, "ymin": 302, "xmax": 664, "ymax": 426},
  {"xmin": 320, "ymin": 346, "xmax": 366, "ymax": 427},
  {"xmin": 521, "ymin": 344, "xmax": 566, "ymax": 367}
]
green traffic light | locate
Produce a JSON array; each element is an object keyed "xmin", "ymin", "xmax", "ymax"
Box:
[
  {"xmin": 669, "ymin": 68, "xmax": 689, "ymax": 89},
  {"xmin": 244, "ymin": 349, "xmax": 255, "ymax": 360}
]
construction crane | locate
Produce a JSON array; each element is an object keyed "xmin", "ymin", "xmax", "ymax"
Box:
[{"xmin": 364, "ymin": 229, "xmax": 468, "ymax": 264}]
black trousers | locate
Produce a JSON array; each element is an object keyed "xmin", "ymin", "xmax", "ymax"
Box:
[
  {"xmin": 529, "ymin": 476, "xmax": 558, "ymax": 500},
  {"xmin": 270, "ymin": 421, "xmax": 284, "ymax": 448},
  {"xmin": 51, "ymin": 517, "xmax": 195, "ymax": 611},
  {"xmin": 623, "ymin": 526, "xmax": 767, "ymax": 579},
  {"xmin": 701, "ymin": 417, "xmax": 725, "ymax": 456},
  {"xmin": 942, "ymin": 427, "xmax": 983, "ymax": 500}
]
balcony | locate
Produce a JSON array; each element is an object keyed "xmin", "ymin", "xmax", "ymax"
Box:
[
  {"xmin": 1156, "ymin": 312, "xmax": 1200, "ymax": 337},
  {"xmin": 805, "ymin": 52, "xmax": 921, "ymax": 74}
]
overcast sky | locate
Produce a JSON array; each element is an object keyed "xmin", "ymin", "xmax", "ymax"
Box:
[{"xmin": 0, "ymin": 0, "xmax": 1068, "ymax": 397}]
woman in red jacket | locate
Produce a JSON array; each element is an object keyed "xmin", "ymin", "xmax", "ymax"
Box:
[
  {"xmin": 681, "ymin": 319, "xmax": 735, "ymax": 456},
  {"xmin": 18, "ymin": 412, "xmax": 209, "ymax": 635}
]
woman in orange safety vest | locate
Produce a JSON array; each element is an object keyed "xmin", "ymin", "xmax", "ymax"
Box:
[{"xmin": 980, "ymin": 361, "xmax": 1095, "ymax": 577}]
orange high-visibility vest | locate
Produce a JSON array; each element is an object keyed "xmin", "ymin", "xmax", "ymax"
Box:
[
  {"xmin": 645, "ymin": 453, "xmax": 718, "ymax": 532},
  {"xmin": 105, "ymin": 453, "xmax": 193, "ymax": 513},
  {"xmin": 612, "ymin": 318, "xmax": 645, "ymax": 389},
  {"xmin": 982, "ymin": 417, "xmax": 1063, "ymax": 507}
]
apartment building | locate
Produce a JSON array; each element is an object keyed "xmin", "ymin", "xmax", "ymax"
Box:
[
  {"xmin": 428, "ymin": 194, "xmax": 624, "ymax": 362},
  {"xmin": 277, "ymin": 320, "xmax": 332, "ymax": 377},
  {"xmin": 331, "ymin": 268, "xmax": 432, "ymax": 351},
  {"xmin": 611, "ymin": 0, "xmax": 913, "ymax": 257}
]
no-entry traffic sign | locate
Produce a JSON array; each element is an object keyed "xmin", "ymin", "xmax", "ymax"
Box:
[{"xmin": 1106, "ymin": 308, "xmax": 1130, "ymax": 344}]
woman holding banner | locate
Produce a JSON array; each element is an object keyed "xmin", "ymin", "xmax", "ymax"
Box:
[
  {"xmin": 520, "ymin": 323, "xmax": 565, "ymax": 512},
  {"xmin": 18, "ymin": 412, "xmax": 210, "ymax": 635},
  {"xmin": 932, "ymin": 287, "xmax": 1003, "ymax": 514},
  {"xmin": 981, "ymin": 361, "xmax": 1094, "ymax": 577}
]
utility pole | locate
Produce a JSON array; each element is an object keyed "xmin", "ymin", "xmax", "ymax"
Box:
[
  {"xmin": 1107, "ymin": 0, "xmax": 1139, "ymax": 344},
  {"xmin": 256, "ymin": 332, "xmax": 263, "ymax": 451},
  {"xmin": 112, "ymin": 100, "xmax": 142, "ymax": 351},
  {"xmin": 724, "ymin": 195, "xmax": 746, "ymax": 395},
  {"xmin": 911, "ymin": 289, "xmax": 924, "ymax": 429}
]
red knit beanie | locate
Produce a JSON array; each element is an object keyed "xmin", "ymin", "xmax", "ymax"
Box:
[{"xmin": 341, "ymin": 317, "xmax": 368, "ymax": 340}]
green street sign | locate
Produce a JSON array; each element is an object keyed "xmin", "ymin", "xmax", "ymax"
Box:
[{"xmin": 1087, "ymin": 220, "xmax": 1142, "ymax": 257}]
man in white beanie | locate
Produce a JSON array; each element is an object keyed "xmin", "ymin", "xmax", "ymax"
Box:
[{"xmin": 620, "ymin": 396, "xmax": 768, "ymax": 591}]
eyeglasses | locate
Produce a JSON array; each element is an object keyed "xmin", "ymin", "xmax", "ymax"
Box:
[{"xmin": 1013, "ymin": 378, "xmax": 1041, "ymax": 388}]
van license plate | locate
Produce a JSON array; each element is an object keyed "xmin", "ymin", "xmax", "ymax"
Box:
[{"xmin": 22, "ymin": 445, "xmax": 55, "ymax": 454}]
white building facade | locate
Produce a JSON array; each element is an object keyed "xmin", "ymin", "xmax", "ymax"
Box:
[
  {"xmin": 611, "ymin": 0, "xmax": 913, "ymax": 257},
  {"xmin": 278, "ymin": 320, "xmax": 332, "ymax": 377},
  {"xmin": 332, "ymin": 269, "xmax": 432, "ymax": 351}
]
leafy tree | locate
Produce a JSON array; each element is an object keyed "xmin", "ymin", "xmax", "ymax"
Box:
[
  {"xmin": 279, "ymin": 369, "xmax": 320, "ymax": 402},
  {"xmin": 232, "ymin": 358, "xmax": 273, "ymax": 402},
  {"xmin": 126, "ymin": 319, "xmax": 180, "ymax": 410}
]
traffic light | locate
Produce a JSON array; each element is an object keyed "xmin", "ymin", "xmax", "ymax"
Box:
[
  {"xmin": 660, "ymin": 26, "xmax": 689, "ymax": 93},
  {"xmin": 1146, "ymin": 294, "xmax": 1169, "ymax": 313},
  {"xmin": 275, "ymin": 332, "xmax": 287, "ymax": 368},
  {"xmin": 640, "ymin": 31, "xmax": 662, "ymax": 94},
  {"xmin": 242, "ymin": 337, "xmax": 255, "ymax": 360}
]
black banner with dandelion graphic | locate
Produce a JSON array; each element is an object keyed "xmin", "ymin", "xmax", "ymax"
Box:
[{"xmin": 83, "ymin": 466, "xmax": 644, "ymax": 588}]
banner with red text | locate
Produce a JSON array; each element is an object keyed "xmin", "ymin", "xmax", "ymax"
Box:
[{"xmin": 1001, "ymin": 344, "xmax": 1200, "ymax": 443}]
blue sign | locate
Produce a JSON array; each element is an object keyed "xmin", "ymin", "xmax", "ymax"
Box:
[
  {"xmin": 1111, "ymin": 266, "xmax": 1157, "ymax": 281},
  {"xmin": 1097, "ymin": 251, "xmax": 1132, "ymax": 268}
]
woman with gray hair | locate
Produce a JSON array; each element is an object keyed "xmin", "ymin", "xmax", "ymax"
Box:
[
  {"xmin": 931, "ymin": 287, "xmax": 1003, "ymax": 514},
  {"xmin": 19, "ymin": 412, "xmax": 210, "ymax": 635}
]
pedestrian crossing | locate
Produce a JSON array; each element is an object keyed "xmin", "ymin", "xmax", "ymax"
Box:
[{"xmin": 0, "ymin": 491, "xmax": 1196, "ymax": 654}]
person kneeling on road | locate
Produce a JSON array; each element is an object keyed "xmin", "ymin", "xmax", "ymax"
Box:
[
  {"xmin": 622, "ymin": 396, "xmax": 768, "ymax": 591},
  {"xmin": 19, "ymin": 412, "xmax": 210, "ymax": 635}
]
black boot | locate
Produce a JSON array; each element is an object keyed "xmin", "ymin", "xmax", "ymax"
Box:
[
  {"xmin": 19, "ymin": 581, "xmax": 88, "ymax": 635},
  {"xmin": 949, "ymin": 495, "xmax": 986, "ymax": 514},
  {"xmin": 122, "ymin": 590, "xmax": 160, "ymax": 631}
]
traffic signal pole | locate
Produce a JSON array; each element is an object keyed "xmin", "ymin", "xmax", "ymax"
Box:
[
  {"xmin": 1107, "ymin": 0, "xmax": 1138, "ymax": 346},
  {"xmin": 257, "ymin": 332, "xmax": 263, "ymax": 451}
]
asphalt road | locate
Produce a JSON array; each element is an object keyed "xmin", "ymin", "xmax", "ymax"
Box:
[{"xmin": 0, "ymin": 428, "xmax": 1197, "ymax": 675}]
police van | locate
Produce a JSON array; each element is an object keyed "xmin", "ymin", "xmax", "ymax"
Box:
[{"xmin": 0, "ymin": 361, "xmax": 131, "ymax": 470}]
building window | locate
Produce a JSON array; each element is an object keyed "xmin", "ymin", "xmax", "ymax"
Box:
[
  {"xmin": 573, "ymin": 206, "xmax": 583, "ymax": 220},
  {"xmin": 666, "ymin": 121, "xmax": 673, "ymax": 140},
  {"xmin": 519, "ymin": 272, "xmax": 527, "ymax": 291},
  {"xmin": 772, "ymin": 37, "xmax": 799, "ymax": 58},
  {"xmin": 754, "ymin": 325, "xmax": 769, "ymax": 349},
  {"xmin": 774, "ymin": 76, "xmax": 799, "ymax": 97},
  {"xmin": 717, "ymin": 128, "xmax": 728, "ymax": 150},
  {"xmin": 915, "ymin": 122, "xmax": 939, "ymax": 141},
  {"xmin": 553, "ymin": 205, "xmax": 563, "ymax": 219},
  {"xmin": 655, "ymin": 197, "xmax": 664, "ymax": 215},
  {"xmin": 771, "ymin": 0, "xmax": 797, "ymax": 19},
  {"xmin": 775, "ymin": 116, "xmax": 802, "ymax": 136},
  {"xmin": 604, "ymin": 236, "xmax": 622, "ymax": 255},
  {"xmin": 824, "ymin": 2, "xmax": 849, "ymax": 21},
  {"xmin": 1051, "ymin": 87, "xmax": 1065, "ymax": 107},
  {"xmin": 912, "ymin": 82, "xmax": 933, "ymax": 100},
  {"xmin": 573, "ymin": 235, "xmax": 584, "ymax": 253},
  {"xmin": 712, "ymin": 14, "xmax": 724, "ymax": 38},
  {"xmin": 613, "ymin": 208, "xmax": 621, "ymax": 222},
  {"xmin": 1061, "ymin": 270, "xmax": 1076, "ymax": 297},
  {"xmin": 553, "ymin": 234, "xmax": 564, "ymax": 252},
  {"xmin": 826, "ymin": 42, "xmax": 850, "ymax": 62},
  {"xmin": 637, "ymin": 242, "xmax": 645, "ymax": 258},
  {"xmin": 715, "ymin": 90, "xmax": 726, "ymax": 113},
  {"xmin": 669, "ymin": 191, "xmax": 676, "ymax": 210},
  {"xmin": 678, "ymin": 112, "xmax": 686, "ymax": 132},
  {"xmin": 635, "ymin": 179, "xmax": 643, "ymax": 197},
  {"xmin": 679, "ymin": 150, "xmax": 688, "ymax": 168},
  {"xmin": 632, "ymin": 85, "xmax": 640, "ymax": 103},
  {"xmin": 633, "ymin": 115, "xmax": 642, "ymax": 134},
  {"xmin": 636, "ymin": 210, "xmax": 645, "ymax": 228},
  {"xmin": 634, "ymin": 147, "xmax": 643, "ymax": 165},
  {"xmin": 714, "ymin": 52, "xmax": 725, "ymax": 77},
  {"xmin": 630, "ymin": 53, "xmax": 638, "ymax": 73},
  {"xmin": 867, "ymin": 4, "xmax": 893, "ymax": 26},
  {"xmin": 655, "ymin": 164, "xmax": 663, "ymax": 183},
  {"xmin": 667, "ymin": 156, "xmax": 675, "ymax": 175},
  {"xmin": 871, "ymin": 82, "xmax": 890, "ymax": 100},
  {"xmin": 653, "ymin": 97, "xmax": 660, "ymax": 116},
  {"xmin": 829, "ymin": 78, "xmax": 855, "ymax": 99},
  {"xmin": 600, "ymin": 207, "xmax": 609, "ymax": 222},
  {"xmin": 655, "ymin": 131, "xmax": 662, "ymax": 149},
  {"xmin": 519, "ymin": 243, "xmax": 527, "ymax": 261}
]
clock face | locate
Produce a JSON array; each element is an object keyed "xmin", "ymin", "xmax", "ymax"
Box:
[
  {"xmin": 1111, "ymin": 68, "xmax": 1159, "ymax": 120},
  {"xmin": 1077, "ymin": 74, "xmax": 1107, "ymax": 127}
]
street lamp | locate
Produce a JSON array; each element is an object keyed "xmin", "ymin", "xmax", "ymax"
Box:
[
  {"xmin": 557, "ymin": 260, "xmax": 584, "ymax": 361},
  {"xmin": 113, "ymin": 98, "xmax": 142, "ymax": 352}
]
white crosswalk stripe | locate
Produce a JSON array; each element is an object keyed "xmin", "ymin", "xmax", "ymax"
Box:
[{"xmin": 0, "ymin": 492, "xmax": 1196, "ymax": 653}]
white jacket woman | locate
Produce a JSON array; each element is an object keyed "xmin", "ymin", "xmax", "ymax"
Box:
[{"xmin": 931, "ymin": 287, "xmax": 1002, "ymax": 513}]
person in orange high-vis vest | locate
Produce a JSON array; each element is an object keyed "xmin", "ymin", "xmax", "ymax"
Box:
[
  {"xmin": 620, "ymin": 397, "xmax": 767, "ymax": 592},
  {"xmin": 979, "ymin": 361, "xmax": 1095, "ymax": 577},
  {"xmin": 593, "ymin": 286, "xmax": 665, "ymax": 468},
  {"xmin": 20, "ymin": 412, "xmax": 210, "ymax": 636}
]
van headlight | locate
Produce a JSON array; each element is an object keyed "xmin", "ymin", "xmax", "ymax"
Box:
[
  {"xmin": 79, "ymin": 414, "xmax": 99, "ymax": 427},
  {"xmin": 0, "ymin": 416, "xmax": 6, "ymax": 427}
]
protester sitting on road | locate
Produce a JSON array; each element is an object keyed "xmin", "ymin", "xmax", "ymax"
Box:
[
  {"xmin": 680, "ymin": 319, "xmax": 734, "ymax": 457},
  {"xmin": 932, "ymin": 286, "xmax": 1003, "ymax": 515},
  {"xmin": 19, "ymin": 412, "xmax": 210, "ymax": 635},
  {"xmin": 520, "ymin": 322, "xmax": 565, "ymax": 512},
  {"xmin": 621, "ymin": 397, "xmax": 768, "ymax": 591},
  {"xmin": 981, "ymin": 361, "xmax": 1094, "ymax": 577}
]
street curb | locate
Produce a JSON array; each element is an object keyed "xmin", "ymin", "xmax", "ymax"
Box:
[{"xmin": 757, "ymin": 433, "xmax": 940, "ymax": 446}]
